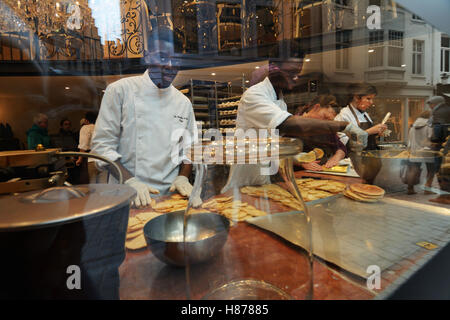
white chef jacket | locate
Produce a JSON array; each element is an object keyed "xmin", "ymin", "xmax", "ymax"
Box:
[
  {"xmin": 334, "ymin": 104, "xmax": 373, "ymax": 145},
  {"xmin": 236, "ymin": 77, "xmax": 292, "ymax": 130},
  {"xmin": 78, "ymin": 124, "xmax": 95, "ymax": 162},
  {"xmin": 222, "ymin": 77, "xmax": 291, "ymax": 193},
  {"xmin": 91, "ymin": 70, "xmax": 197, "ymax": 195}
]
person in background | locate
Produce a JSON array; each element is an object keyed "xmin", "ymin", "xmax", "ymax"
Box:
[
  {"xmin": 222, "ymin": 39, "xmax": 368, "ymax": 192},
  {"xmin": 50, "ymin": 118, "xmax": 80, "ymax": 184},
  {"xmin": 296, "ymin": 95, "xmax": 347, "ymax": 171},
  {"xmin": 427, "ymin": 96, "xmax": 450, "ymax": 146},
  {"xmin": 334, "ymin": 83, "xmax": 387, "ymax": 150},
  {"xmin": 404, "ymin": 111, "xmax": 435, "ymax": 194},
  {"xmin": 76, "ymin": 111, "xmax": 106, "ymax": 184},
  {"xmin": 426, "ymin": 96, "xmax": 450, "ymax": 192},
  {"xmin": 91, "ymin": 27, "xmax": 199, "ymax": 208},
  {"xmin": 27, "ymin": 113, "xmax": 51, "ymax": 149},
  {"xmin": 50, "ymin": 118, "xmax": 78, "ymax": 151}
]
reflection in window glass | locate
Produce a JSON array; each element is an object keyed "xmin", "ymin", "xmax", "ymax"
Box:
[
  {"xmin": 1, "ymin": 0, "xmax": 450, "ymax": 301},
  {"xmin": 442, "ymin": 35, "xmax": 450, "ymax": 73},
  {"xmin": 412, "ymin": 40, "xmax": 424, "ymax": 75},
  {"xmin": 373, "ymin": 98, "xmax": 404, "ymax": 142}
]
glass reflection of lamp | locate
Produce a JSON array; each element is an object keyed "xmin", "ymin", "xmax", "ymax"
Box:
[{"xmin": 6, "ymin": 0, "xmax": 82, "ymax": 34}]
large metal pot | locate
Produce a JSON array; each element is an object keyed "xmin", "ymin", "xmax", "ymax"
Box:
[
  {"xmin": 0, "ymin": 184, "xmax": 135, "ymax": 299},
  {"xmin": 350, "ymin": 150, "xmax": 441, "ymax": 193}
]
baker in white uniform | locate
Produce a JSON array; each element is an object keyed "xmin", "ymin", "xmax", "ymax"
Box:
[
  {"xmin": 334, "ymin": 83, "xmax": 387, "ymax": 150},
  {"xmin": 222, "ymin": 39, "xmax": 368, "ymax": 191},
  {"xmin": 91, "ymin": 28, "xmax": 198, "ymax": 208}
]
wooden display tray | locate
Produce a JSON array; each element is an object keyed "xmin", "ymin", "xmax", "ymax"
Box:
[{"xmin": 0, "ymin": 149, "xmax": 60, "ymax": 168}]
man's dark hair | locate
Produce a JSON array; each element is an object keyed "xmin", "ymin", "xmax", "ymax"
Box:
[
  {"xmin": 60, "ymin": 118, "xmax": 70, "ymax": 127},
  {"xmin": 85, "ymin": 111, "xmax": 98, "ymax": 124}
]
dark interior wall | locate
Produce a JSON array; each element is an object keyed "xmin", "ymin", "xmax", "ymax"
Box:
[{"xmin": 0, "ymin": 94, "xmax": 99, "ymax": 149}]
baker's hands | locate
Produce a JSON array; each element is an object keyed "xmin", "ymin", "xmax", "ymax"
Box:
[
  {"xmin": 324, "ymin": 157, "xmax": 340, "ymax": 169},
  {"xmin": 125, "ymin": 177, "xmax": 159, "ymax": 208},
  {"xmin": 169, "ymin": 175, "xmax": 193, "ymax": 197},
  {"xmin": 302, "ymin": 161, "xmax": 322, "ymax": 171},
  {"xmin": 191, "ymin": 195, "xmax": 203, "ymax": 208},
  {"xmin": 170, "ymin": 176, "xmax": 203, "ymax": 208},
  {"xmin": 367, "ymin": 123, "xmax": 388, "ymax": 136},
  {"xmin": 344, "ymin": 123, "xmax": 368, "ymax": 151}
]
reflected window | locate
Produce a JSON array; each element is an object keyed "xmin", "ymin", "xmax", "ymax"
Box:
[
  {"xmin": 217, "ymin": 3, "xmax": 241, "ymax": 56},
  {"xmin": 412, "ymin": 40, "xmax": 424, "ymax": 75},
  {"xmin": 373, "ymin": 98, "xmax": 404, "ymax": 142},
  {"xmin": 408, "ymin": 98, "xmax": 425, "ymax": 128},
  {"xmin": 388, "ymin": 30, "xmax": 403, "ymax": 67},
  {"xmin": 333, "ymin": 0, "xmax": 352, "ymax": 8},
  {"xmin": 369, "ymin": 30, "xmax": 384, "ymax": 68},
  {"xmin": 411, "ymin": 14, "xmax": 424, "ymax": 22},
  {"xmin": 441, "ymin": 35, "xmax": 450, "ymax": 73},
  {"xmin": 336, "ymin": 30, "xmax": 351, "ymax": 70}
]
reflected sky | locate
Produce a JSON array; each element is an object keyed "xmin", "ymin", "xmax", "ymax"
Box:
[{"xmin": 88, "ymin": 0, "xmax": 122, "ymax": 44}]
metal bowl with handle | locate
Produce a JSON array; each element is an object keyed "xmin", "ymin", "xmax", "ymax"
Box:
[
  {"xmin": 350, "ymin": 150, "xmax": 441, "ymax": 192},
  {"xmin": 143, "ymin": 211, "xmax": 230, "ymax": 267}
]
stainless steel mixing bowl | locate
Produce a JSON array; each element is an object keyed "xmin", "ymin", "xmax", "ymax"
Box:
[
  {"xmin": 143, "ymin": 211, "xmax": 230, "ymax": 267},
  {"xmin": 350, "ymin": 150, "xmax": 441, "ymax": 192}
]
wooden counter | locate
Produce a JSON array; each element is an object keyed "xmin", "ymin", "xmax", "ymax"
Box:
[{"xmin": 118, "ymin": 170, "xmax": 446, "ymax": 300}]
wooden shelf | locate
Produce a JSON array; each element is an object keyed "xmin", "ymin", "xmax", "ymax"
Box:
[
  {"xmin": 194, "ymin": 112, "xmax": 210, "ymax": 118},
  {"xmin": 219, "ymin": 114, "xmax": 237, "ymax": 119}
]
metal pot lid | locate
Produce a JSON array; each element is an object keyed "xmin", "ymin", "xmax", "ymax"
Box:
[{"xmin": 0, "ymin": 184, "xmax": 136, "ymax": 232}]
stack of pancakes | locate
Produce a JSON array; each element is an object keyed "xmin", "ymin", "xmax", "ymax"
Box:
[{"xmin": 343, "ymin": 183, "xmax": 385, "ymax": 202}]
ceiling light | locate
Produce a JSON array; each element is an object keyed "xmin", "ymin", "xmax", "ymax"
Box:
[
  {"xmin": 368, "ymin": 49, "xmax": 375, "ymax": 53},
  {"xmin": 245, "ymin": 80, "xmax": 250, "ymax": 83},
  {"xmin": 401, "ymin": 64, "xmax": 406, "ymax": 67},
  {"xmin": 211, "ymin": 73, "xmax": 216, "ymax": 76},
  {"xmin": 65, "ymin": 86, "xmax": 70, "ymax": 90},
  {"xmin": 255, "ymin": 66, "xmax": 260, "ymax": 69},
  {"xmin": 305, "ymin": 58, "xmax": 311, "ymax": 62}
]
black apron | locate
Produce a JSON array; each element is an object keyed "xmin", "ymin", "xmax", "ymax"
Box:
[
  {"xmin": 348, "ymin": 105, "xmax": 378, "ymax": 151},
  {"xmin": 347, "ymin": 106, "xmax": 382, "ymax": 185}
]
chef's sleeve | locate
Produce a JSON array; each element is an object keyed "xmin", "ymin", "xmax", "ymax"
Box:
[
  {"xmin": 91, "ymin": 85, "xmax": 123, "ymax": 169},
  {"xmin": 77, "ymin": 125, "xmax": 90, "ymax": 150},
  {"xmin": 240, "ymin": 91, "xmax": 291, "ymax": 129},
  {"xmin": 181, "ymin": 106, "xmax": 199, "ymax": 164},
  {"xmin": 334, "ymin": 110, "xmax": 353, "ymax": 146}
]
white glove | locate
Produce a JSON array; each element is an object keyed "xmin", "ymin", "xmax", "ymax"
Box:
[
  {"xmin": 343, "ymin": 123, "xmax": 368, "ymax": 151},
  {"xmin": 381, "ymin": 129, "xmax": 392, "ymax": 137},
  {"xmin": 125, "ymin": 177, "xmax": 159, "ymax": 208},
  {"xmin": 169, "ymin": 175, "xmax": 193, "ymax": 197},
  {"xmin": 191, "ymin": 195, "xmax": 203, "ymax": 208}
]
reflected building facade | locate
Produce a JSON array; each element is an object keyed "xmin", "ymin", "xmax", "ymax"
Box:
[{"xmin": 0, "ymin": 0, "xmax": 448, "ymax": 143}]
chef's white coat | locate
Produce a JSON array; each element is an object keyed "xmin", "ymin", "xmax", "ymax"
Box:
[
  {"xmin": 222, "ymin": 77, "xmax": 292, "ymax": 192},
  {"xmin": 334, "ymin": 104, "xmax": 373, "ymax": 145},
  {"xmin": 78, "ymin": 124, "xmax": 95, "ymax": 162},
  {"xmin": 91, "ymin": 70, "xmax": 197, "ymax": 195},
  {"xmin": 236, "ymin": 77, "xmax": 292, "ymax": 130}
]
